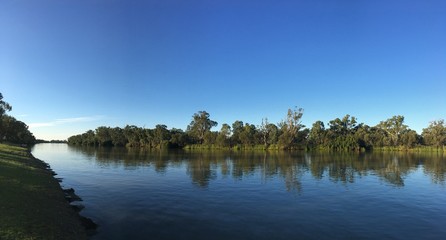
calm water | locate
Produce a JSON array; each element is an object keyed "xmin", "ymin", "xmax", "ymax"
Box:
[{"xmin": 32, "ymin": 144, "xmax": 446, "ymax": 240}]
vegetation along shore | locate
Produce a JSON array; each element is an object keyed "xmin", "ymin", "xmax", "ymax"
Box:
[
  {"xmin": 68, "ymin": 108, "xmax": 446, "ymax": 152},
  {"xmin": 1, "ymin": 93, "xmax": 97, "ymax": 239}
]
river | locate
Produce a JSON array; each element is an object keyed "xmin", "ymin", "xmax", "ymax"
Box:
[{"xmin": 31, "ymin": 143, "xmax": 446, "ymax": 240}]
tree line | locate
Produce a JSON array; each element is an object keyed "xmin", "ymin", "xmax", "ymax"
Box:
[
  {"xmin": 68, "ymin": 108, "xmax": 446, "ymax": 151},
  {"xmin": 0, "ymin": 93, "xmax": 36, "ymax": 145}
]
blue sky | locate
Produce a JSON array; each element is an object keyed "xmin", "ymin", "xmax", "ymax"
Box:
[{"xmin": 1, "ymin": 0, "xmax": 445, "ymax": 140}]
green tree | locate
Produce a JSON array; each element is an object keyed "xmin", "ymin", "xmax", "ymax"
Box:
[
  {"xmin": 239, "ymin": 123, "xmax": 257, "ymax": 146},
  {"xmin": 266, "ymin": 123, "xmax": 279, "ymax": 145},
  {"xmin": 400, "ymin": 129, "xmax": 420, "ymax": 148},
  {"xmin": 203, "ymin": 131, "xmax": 218, "ymax": 145},
  {"xmin": 123, "ymin": 125, "xmax": 142, "ymax": 147},
  {"xmin": 216, "ymin": 123, "xmax": 231, "ymax": 147},
  {"xmin": 82, "ymin": 130, "xmax": 97, "ymax": 145},
  {"xmin": 153, "ymin": 124, "xmax": 170, "ymax": 148},
  {"xmin": 170, "ymin": 128, "xmax": 189, "ymax": 148},
  {"xmin": 231, "ymin": 120, "xmax": 244, "ymax": 145},
  {"xmin": 422, "ymin": 119, "xmax": 446, "ymax": 148},
  {"xmin": 0, "ymin": 93, "xmax": 12, "ymax": 117},
  {"xmin": 0, "ymin": 93, "xmax": 12, "ymax": 141},
  {"xmin": 187, "ymin": 111, "xmax": 217, "ymax": 144},
  {"xmin": 278, "ymin": 107, "xmax": 304, "ymax": 149},
  {"xmin": 110, "ymin": 127, "xmax": 127, "ymax": 146},
  {"xmin": 308, "ymin": 120, "xmax": 326, "ymax": 146},
  {"xmin": 96, "ymin": 126, "xmax": 112, "ymax": 146},
  {"xmin": 328, "ymin": 114, "xmax": 357, "ymax": 136},
  {"xmin": 353, "ymin": 124, "xmax": 373, "ymax": 150},
  {"xmin": 376, "ymin": 115, "xmax": 408, "ymax": 146},
  {"xmin": 1, "ymin": 115, "xmax": 35, "ymax": 144},
  {"xmin": 258, "ymin": 118, "xmax": 278, "ymax": 147}
]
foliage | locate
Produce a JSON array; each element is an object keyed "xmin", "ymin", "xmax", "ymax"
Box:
[
  {"xmin": 422, "ymin": 120, "xmax": 446, "ymax": 148},
  {"xmin": 376, "ymin": 115, "xmax": 408, "ymax": 146},
  {"xmin": 0, "ymin": 93, "xmax": 36, "ymax": 145},
  {"xmin": 186, "ymin": 111, "xmax": 218, "ymax": 144},
  {"xmin": 67, "ymin": 107, "xmax": 445, "ymax": 152}
]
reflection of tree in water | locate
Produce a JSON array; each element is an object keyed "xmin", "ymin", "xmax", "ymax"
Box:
[
  {"xmin": 422, "ymin": 152, "xmax": 446, "ymax": 185},
  {"xmin": 372, "ymin": 153, "xmax": 420, "ymax": 187},
  {"xmin": 68, "ymin": 146, "xmax": 446, "ymax": 188},
  {"xmin": 283, "ymin": 165, "xmax": 303, "ymax": 192},
  {"xmin": 378, "ymin": 156, "xmax": 404, "ymax": 187},
  {"xmin": 186, "ymin": 153, "xmax": 217, "ymax": 188},
  {"xmin": 306, "ymin": 152, "xmax": 366, "ymax": 184}
]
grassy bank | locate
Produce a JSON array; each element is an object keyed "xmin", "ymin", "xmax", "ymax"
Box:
[{"xmin": 0, "ymin": 144, "xmax": 87, "ymax": 240}]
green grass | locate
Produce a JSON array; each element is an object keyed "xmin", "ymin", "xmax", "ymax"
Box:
[{"xmin": 0, "ymin": 143, "xmax": 87, "ymax": 240}]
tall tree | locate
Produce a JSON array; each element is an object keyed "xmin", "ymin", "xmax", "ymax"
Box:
[
  {"xmin": 0, "ymin": 93, "xmax": 12, "ymax": 141},
  {"xmin": 123, "ymin": 125, "xmax": 142, "ymax": 147},
  {"xmin": 187, "ymin": 111, "xmax": 217, "ymax": 144},
  {"xmin": 259, "ymin": 118, "xmax": 271, "ymax": 147},
  {"xmin": 170, "ymin": 128, "xmax": 189, "ymax": 148},
  {"xmin": 309, "ymin": 120, "xmax": 326, "ymax": 146},
  {"xmin": 95, "ymin": 126, "xmax": 112, "ymax": 146},
  {"xmin": 239, "ymin": 123, "xmax": 257, "ymax": 146},
  {"xmin": 328, "ymin": 114, "xmax": 357, "ymax": 136},
  {"xmin": 0, "ymin": 93, "xmax": 12, "ymax": 117},
  {"xmin": 1, "ymin": 115, "xmax": 35, "ymax": 144},
  {"xmin": 376, "ymin": 115, "xmax": 408, "ymax": 146},
  {"xmin": 110, "ymin": 127, "xmax": 127, "ymax": 146},
  {"xmin": 153, "ymin": 124, "xmax": 170, "ymax": 148},
  {"xmin": 422, "ymin": 119, "xmax": 446, "ymax": 148},
  {"xmin": 278, "ymin": 107, "xmax": 304, "ymax": 149},
  {"xmin": 216, "ymin": 123, "xmax": 231, "ymax": 147},
  {"xmin": 231, "ymin": 120, "xmax": 244, "ymax": 145}
]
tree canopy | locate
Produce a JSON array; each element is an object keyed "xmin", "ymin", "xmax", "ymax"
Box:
[
  {"xmin": 0, "ymin": 93, "xmax": 35, "ymax": 145},
  {"xmin": 67, "ymin": 106, "xmax": 445, "ymax": 152},
  {"xmin": 186, "ymin": 111, "xmax": 218, "ymax": 144}
]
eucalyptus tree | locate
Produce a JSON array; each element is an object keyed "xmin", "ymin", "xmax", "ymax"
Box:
[
  {"xmin": 259, "ymin": 118, "xmax": 278, "ymax": 147},
  {"xmin": 266, "ymin": 123, "xmax": 279, "ymax": 145},
  {"xmin": 82, "ymin": 130, "xmax": 97, "ymax": 146},
  {"xmin": 231, "ymin": 120, "xmax": 244, "ymax": 144},
  {"xmin": 153, "ymin": 124, "xmax": 170, "ymax": 148},
  {"xmin": 0, "ymin": 93, "xmax": 12, "ymax": 117},
  {"xmin": 376, "ymin": 115, "xmax": 408, "ymax": 146},
  {"xmin": 203, "ymin": 131, "xmax": 218, "ymax": 145},
  {"xmin": 0, "ymin": 93, "xmax": 12, "ymax": 141},
  {"xmin": 216, "ymin": 123, "xmax": 231, "ymax": 147},
  {"xmin": 278, "ymin": 107, "xmax": 304, "ymax": 149},
  {"xmin": 123, "ymin": 125, "xmax": 142, "ymax": 147},
  {"xmin": 0, "ymin": 115, "xmax": 35, "ymax": 144},
  {"xmin": 110, "ymin": 127, "xmax": 127, "ymax": 146},
  {"xmin": 308, "ymin": 120, "xmax": 326, "ymax": 146},
  {"xmin": 400, "ymin": 129, "xmax": 420, "ymax": 148},
  {"xmin": 324, "ymin": 115, "xmax": 361, "ymax": 151},
  {"xmin": 170, "ymin": 128, "xmax": 189, "ymax": 148},
  {"xmin": 187, "ymin": 111, "xmax": 218, "ymax": 144},
  {"xmin": 239, "ymin": 123, "xmax": 257, "ymax": 146},
  {"xmin": 328, "ymin": 114, "xmax": 357, "ymax": 136},
  {"xmin": 422, "ymin": 119, "xmax": 446, "ymax": 148},
  {"xmin": 95, "ymin": 126, "xmax": 112, "ymax": 146}
]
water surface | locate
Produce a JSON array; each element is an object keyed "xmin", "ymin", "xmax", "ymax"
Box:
[{"xmin": 32, "ymin": 144, "xmax": 446, "ymax": 240}]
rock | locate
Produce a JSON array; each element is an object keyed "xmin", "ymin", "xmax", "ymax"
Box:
[
  {"xmin": 71, "ymin": 204, "xmax": 85, "ymax": 213},
  {"xmin": 63, "ymin": 188, "xmax": 82, "ymax": 202}
]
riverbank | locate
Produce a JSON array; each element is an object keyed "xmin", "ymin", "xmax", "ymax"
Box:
[{"xmin": 0, "ymin": 143, "xmax": 89, "ymax": 240}]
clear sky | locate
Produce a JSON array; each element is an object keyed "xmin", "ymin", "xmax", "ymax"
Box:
[{"xmin": 1, "ymin": 0, "xmax": 445, "ymax": 140}]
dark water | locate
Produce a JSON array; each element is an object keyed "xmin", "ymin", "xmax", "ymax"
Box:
[{"xmin": 32, "ymin": 144, "xmax": 446, "ymax": 240}]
